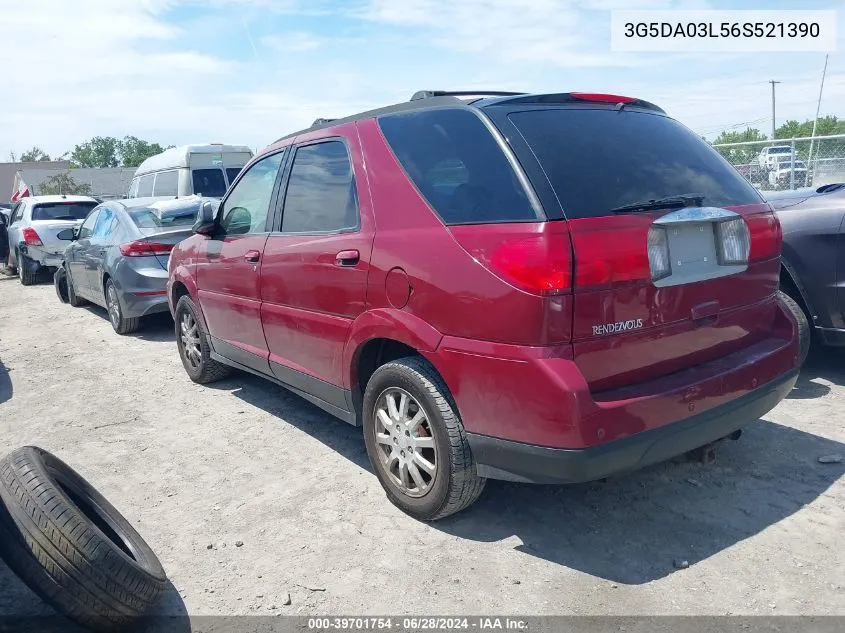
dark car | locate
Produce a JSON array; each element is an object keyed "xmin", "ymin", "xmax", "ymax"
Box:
[
  {"xmin": 167, "ymin": 90, "xmax": 801, "ymax": 520},
  {"xmin": 767, "ymin": 183, "xmax": 845, "ymax": 357},
  {"xmin": 57, "ymin": 197, "xmax": 201, "ymax": 334}
]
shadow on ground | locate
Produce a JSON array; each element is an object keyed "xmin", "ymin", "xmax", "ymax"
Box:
[
  {"xmin": 0, "ymin": 359, "xmax": 11, "ymax": 405},
  {"xmin": 212, "ymin": 360, "xmax": 844, "ymax": 586},
  {"xmin": 788, "ymin": 345, "xmax": 845, "ymax": 400},
  {"xmin": 81, "ymin": 306, "xmax": 175, "ymax": 343},
  {"xmin": 0, "ymin": 558, "xmax": 189, "ymax": 632}
]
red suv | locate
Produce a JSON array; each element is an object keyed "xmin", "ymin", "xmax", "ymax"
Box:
[{"xmin": 167, "ymin": 90, "xmax": 801, "ymax": 520}]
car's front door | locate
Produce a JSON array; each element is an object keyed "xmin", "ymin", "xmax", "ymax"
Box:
[
  {"xmin": 259, "ymin": 135, "xmax": 373, "ymax": 408},
  {"xmin": 86, "ymin": 205, "xmax": 120, "ymax": 301},
  {"xmin": 67, "ymin": 208, "xmax": 100, "ymax": 298},
  {"xmin": 196, "ymin": 150, "xmax": 287, "ymax": 373}
]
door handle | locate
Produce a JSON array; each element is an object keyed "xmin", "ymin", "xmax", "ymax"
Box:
[
  {"xmin": 335, "ymin": 250, "xmax": 360, "ymax": 267},
  {"xmin": 244, "ymin": 250, "xmax": 261, "ymax": 263}
]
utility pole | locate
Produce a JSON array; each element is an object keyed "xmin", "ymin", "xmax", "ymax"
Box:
[
  {"xmin": 807, "ymin": 54, "xmax": 829, "ymax": 183},
  {"xmin": 769, "ymin": 80, "xmax": 781, "ymax": 139}
]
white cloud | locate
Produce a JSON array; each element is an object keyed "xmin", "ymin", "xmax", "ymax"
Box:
[{"xmin": 262, "ymin": 32, "xmax": 327, "ymax": 52}]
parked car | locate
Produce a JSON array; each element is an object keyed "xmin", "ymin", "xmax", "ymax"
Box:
[
  {"xmin": 126, "ymin": 144, "xmax": 253, "ymax": 200},
  {"xmin": 758, "ymin": 145, "xmax": 795, "ymax": 171},
  {"xmin": 6, "ymin": 195, "xmax": 99, "ymax": 285},
  {"xmin": 167, "ymin": 90, "xmax": 801, "ymax": 520},
  {"xmin": 0, "ymin": 205, "xmax": 9, "ymax": 267},
  {"xmin": 767, "ymin": 183, "xmax": 845, "ymax": 356},
  {"xmin": 58, "ymin": 196, "xmax": 201, "ymax": 334},
  {"xmin": 769, "ymin": 158, "xmax": 808, "ymax": 190}
]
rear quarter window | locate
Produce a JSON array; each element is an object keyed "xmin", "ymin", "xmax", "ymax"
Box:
[
  {"xmin": 377, "ymin": 108, "xmax": 540, "ymax": 225},
  {"xmin": 508, "ymin": 108, "xmax": 762, "ymax": 219}
]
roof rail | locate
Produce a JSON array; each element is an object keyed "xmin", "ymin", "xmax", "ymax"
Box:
[
  {"xmin": 311, "ymin": 118, "xmax": 337, "ymax": 127},
  {"xmin": 410, "ymin": 90, "xmax": 527, "ymax": 101}
]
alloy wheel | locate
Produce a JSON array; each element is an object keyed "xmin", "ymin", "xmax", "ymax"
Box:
[
  {"xmin": 372, "ymin": 388, "xmax": 438, "ymax": 498},
  {"xmin": 179, "ymin": 311, "xmax": 202, "ymax": 369},
  {"xmin": 106, "ymin": 284, "xmax": 121, "ymax": 328}
]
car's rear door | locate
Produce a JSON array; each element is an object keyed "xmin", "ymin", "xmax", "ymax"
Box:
[
  {"xmin": 258, "ymin": 130, "xmax": 373, "ymax": 406},
  {"xmin": 196, "ymin": 150, "xmax": 287, "ymax": 373},
  {"xmin": 496, "ymin": 104, "xmax": 783, "ymax": 393}
]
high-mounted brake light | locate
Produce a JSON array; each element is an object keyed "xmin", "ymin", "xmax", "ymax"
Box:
[
  {"xmin": 22, "ymin": 227, "xmax": 42, "ymax": 246},
  {"xmin": 570, "ymin": 92, "xmax": 637, "ymax": 104},
  {"xmin": 119, "ymin": 241, "xmax": 174, "ymax": 257}
]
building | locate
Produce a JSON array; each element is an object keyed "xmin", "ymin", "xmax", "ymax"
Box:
[{"xmin": 3, "ymin": 162, "xmax": 135, "ymax": 201}]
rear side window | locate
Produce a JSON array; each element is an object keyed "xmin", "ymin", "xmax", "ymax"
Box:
[
  {"xmin": 137, "ymin": 174, "xmax": 155, "ymax": 197},
  {"xmin": 280, "ymin": 141, "xmax": 358, "ymax": 233},
  {"xmin": 509, "ymin": 109, "xmax": 761, "ymax": 219},
  {"xmin": 31, "ymin": 202, "xmax": 97, "ymax": 221},
  {"xmin": 377, "ymin": 109, "xmax": 539, "ymax": 225},
  {"xmin": 153, "ymin": 170, "xmax": 178, "ymax": 196},
  {"xmin": 192, "ymin": 169, "xmax": 227, "ymax": 197}
]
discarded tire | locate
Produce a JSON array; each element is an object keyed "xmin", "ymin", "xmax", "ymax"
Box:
[{"xmin": 0, "ymin": 446, "xmax": 167, "ymax": 632}]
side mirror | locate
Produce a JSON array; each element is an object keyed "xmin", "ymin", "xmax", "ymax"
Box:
[
  {"xmin": 57, "ymin": 228, "xmax": 76, "ymax": 241},
  {"xmin": 192, "ymin": 199, "xmax": 218, "ymax": 236}
]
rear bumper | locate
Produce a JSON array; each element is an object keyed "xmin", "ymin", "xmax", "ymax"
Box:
[
  {"xmin": 18, "ymin": 244, "xmax": 64, "ymax": 270},
  {"xmin": 467, "ymin": 368, "xmax": 798, "ymax": 483},
  {"xmin": 113, "ymin": 259, "xmax": 170, "ymax": 318}
]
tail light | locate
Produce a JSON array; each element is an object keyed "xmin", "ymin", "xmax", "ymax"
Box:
[
  {"xmin": 747, "ymin": 212, "xmax": 782, "ymax": 262},
  {"xmin": 647, "ymin": 226, "xmax": 671, "ymax": 281},
  {"xmin": 119, "ymin": 241, "xmax": 174, "ymax": 257},
  {"xmin": 450, "ymin": 222, "xmax": 572, "ymax": 296},
  {"xmin": 489, "ymin": 232, "xmax": 572, "ymax": 295},
  {"xmin": 22, "ymin": 227, "xmax": 42, "ymax": 246},
  {"xmin": 715, "ymin": 218, "xmax": 750, "ymax": 265},
  {"xmin": 571, "ymin": 220, "xmax": 651, "ymax": 289}
]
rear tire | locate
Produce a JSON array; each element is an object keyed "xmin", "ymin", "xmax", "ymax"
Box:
[
  {"xmin": 66, "ymin": 267, "xmax": 87, "ymax": 307},
  {"xmin": 105, "ymin": 279, "xmax": 140, "ymax": 335},
  {"xmin": 779, "ymin": 289, "xmax": 810, "ymax": 366},
  {"xmin": 174, "ymin": 295, "xmax": 231, "ymax": 384},
  {"xmin": 362, "ymin": 357, "xmax": 486, "ymax": 521},
  {"xmin": 0, "ymin": 446, "xmax": 167, "ymax": 632},
  {"xmin": 17, "ymin": 251, "xmax": 37, "ymax": 286}
]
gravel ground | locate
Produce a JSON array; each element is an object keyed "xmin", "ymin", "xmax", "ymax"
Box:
[{"xmin": 1, "ymin": 274, "xmax": 843, "ymax": 624}]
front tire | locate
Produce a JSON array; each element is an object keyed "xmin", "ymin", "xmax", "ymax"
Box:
[
  {"xmin": 363, "ymin": 357, "xmax": 485, "ymax": 521},
  {"xmin": 174, "ymin": 295, "xmax": 231, "ymax": 384},
  {"xmin": 105, "ymin": 279, "xmax": 139, "ymax": 335}
]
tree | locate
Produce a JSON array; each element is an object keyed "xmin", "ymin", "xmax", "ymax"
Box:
[
  {"xmin": 20, "ymin": 147, "xmax": 51, "ymax": 162},
  {"xmin": 712, "ymin": 128, "xmax": 768, "ymax": 164},
  {"xmin": 118, "ymin": 136, "xmax": 171, "ymax": 168},
  {"xmin": 37, "ymin": 172, "xmax": 92, "ymax": 196},
  {"xmin": 67, "ymin": 136, "xmax": 121, "ymax": 168},
  {"xmin": 64, "ymin": 135, "xmax": 171, "ymax": 168}
]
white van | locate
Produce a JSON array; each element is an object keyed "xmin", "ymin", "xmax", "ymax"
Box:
[{"xmin": 127, "ymin": 144, "xmax": 254, "ymax": 199}]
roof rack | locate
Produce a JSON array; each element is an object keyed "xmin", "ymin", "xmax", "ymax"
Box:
[
  {"xmin": 311, "ymin": 118, "xmax": 337, "ymax": 127},
  {"xmin": 410, "ymin": 90, "xmax": 527, "ymax": 101}
]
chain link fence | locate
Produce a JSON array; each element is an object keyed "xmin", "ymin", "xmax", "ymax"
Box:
[{"xmin": 711, "ymin": 134, "xmax": 845, "ymax": 192}]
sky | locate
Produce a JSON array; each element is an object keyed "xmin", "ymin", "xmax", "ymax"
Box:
[{"xmin": 0, "ymin": 0, "xmax": 843, "ymax": 160}]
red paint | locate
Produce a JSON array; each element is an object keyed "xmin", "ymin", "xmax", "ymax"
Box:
[
  {"xmin": 570, "ymin": 92, "xmax": 637, "ymax": 103},
  {"xmin": 168, "ymin": 106, "xmax": 799, "ymax": 453}
]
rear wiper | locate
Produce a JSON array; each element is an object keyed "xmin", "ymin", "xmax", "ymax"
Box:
[{"xmin": 610, "ymin": 193, "xmax": 706, "ymax": 214}]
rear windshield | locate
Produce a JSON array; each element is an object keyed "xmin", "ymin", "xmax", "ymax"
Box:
[
  {"xmin": 128, "ymin": 207, "xmax": 197, "ymax": 230},
  {"xmin": 31, "ymin": 202, "xmax": 97, "ymax": 221},
  {"xmin": 378, "ymin": 108, "xmax": 540, "ymax": 224},
  {"xmin": 509, "ymin": 108, "xmax": 761, "ymax": 219},
  {"xmin": 192, "ymin": 169, "xmax": 227, "ymax": 197}
]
